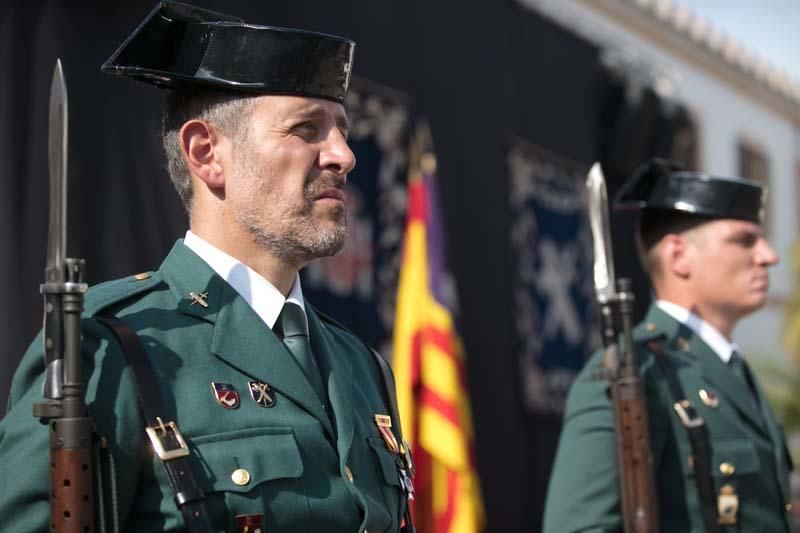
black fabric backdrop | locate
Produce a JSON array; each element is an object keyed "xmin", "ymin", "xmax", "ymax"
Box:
[{"xmin": 0, "ymin": 1, "xmax": 681, "ymax": 530}]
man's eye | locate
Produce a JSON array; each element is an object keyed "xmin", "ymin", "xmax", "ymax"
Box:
[
  {"xmin": 294, "ymin": 122, "xmax": 319, "ymax": 137},
  {"xmin": 735, "ymin": 234, "xmax": 758, "ymax": 247}
]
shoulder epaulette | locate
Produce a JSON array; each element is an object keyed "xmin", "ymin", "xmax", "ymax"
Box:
[
  {"xmin": 632, "ymin": 322, "xmax": 665, "ymax": 346},
  {"xmin": 83, "ymin": 271, "xmax": 163, "ymax": 317}
]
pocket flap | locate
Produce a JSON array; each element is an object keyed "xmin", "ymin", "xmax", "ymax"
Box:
[
  {"xmin": 710, "ymin": 438, "xmax": 760, "ymax": 477},
  {"xmin": 190, "ymin": 427, "xmax": 303, "ymax": 493},
  {"xmin": 368, "ymin": 436, "xmax": 403, "ymax": 487}
]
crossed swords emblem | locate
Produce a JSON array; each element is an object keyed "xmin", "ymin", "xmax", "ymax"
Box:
[
  {"xmin": 189, "ymin": 291, "xmax": 209, "ymax": 307},
  {"xmin": 248, "ymin": 381, "xmax": 275, "ymax": 408}
]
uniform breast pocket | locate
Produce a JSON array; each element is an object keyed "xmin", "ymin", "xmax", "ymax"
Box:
[
  {"xmin": 678, "ymin": 438, "xmax": 760, "ymax": 479},
  {"xmin": 710, "ymin": 438, "xmax": 761, "ymax": 479},
  {"xmin": 189, "ymin": 427, "xmax": 306, "ymax": 531}
]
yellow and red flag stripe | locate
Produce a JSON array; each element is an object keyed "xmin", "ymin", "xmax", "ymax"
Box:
[{"xmin": 393, "ymin": 151, "xmax": 484, "ymax": 533}]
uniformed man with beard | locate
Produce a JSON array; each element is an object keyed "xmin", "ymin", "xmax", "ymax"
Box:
[
  {"xmin": 544, "ymin": 159, "xmax": 793, "ymax": 532},
  {"xmin": 0, "ymin": 2, "xmax": 412, "ymax": 532}
]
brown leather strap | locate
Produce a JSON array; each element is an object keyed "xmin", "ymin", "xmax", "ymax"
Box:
[
  {"xmin": 649, "ymin": 340, "xmax": 720, "ymax": 533},
  {"xmin": 96, "ymin": 315, "xmax": 216, "ymax": 533}
]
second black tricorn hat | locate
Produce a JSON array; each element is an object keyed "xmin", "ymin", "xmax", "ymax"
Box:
[
  {"xmin": 101, "ymin": 1, "xmax": 355, "ymax": 103},
  {"xmin": 613, "ymin": 158, "xmax": 765, "ymax": 224}
]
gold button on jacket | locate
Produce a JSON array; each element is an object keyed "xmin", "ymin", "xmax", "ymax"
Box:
[{"xmin": 231, "ymin": 468, "xmax": 251, "ymax": 486}]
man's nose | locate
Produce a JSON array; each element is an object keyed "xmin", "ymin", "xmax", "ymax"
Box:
[
  {"xmin": 756, "ymin": 238, "xmax": 779, "ymax": 266},
  {"xmin": 319, "ymin": 128, "xmax": 356, "ymax": 176}
]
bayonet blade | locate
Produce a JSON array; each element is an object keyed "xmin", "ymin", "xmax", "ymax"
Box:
[
  {"xmin": 46, "ymin": 59, "xmax": 67, "ymax": 282},
  {"xmin": 42, "ymin": 59, "xmax": 68, "ymax": 400},
  {"xmin": 586, "ymin": 162, "xmax": 617, "ymax": 303}
]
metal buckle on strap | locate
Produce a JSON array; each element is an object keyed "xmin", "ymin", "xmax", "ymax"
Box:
[
  {"xmin": 673, "ymin": 400, "xmax": 704, "ymax": 428},
  {"xmin": 146, "ymin": 417, "xmax": 190, "ymax": 460}
]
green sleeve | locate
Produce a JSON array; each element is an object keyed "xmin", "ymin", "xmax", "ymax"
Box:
[
  {"xmin": 542, "ymin": 350, "xmax": 667, "ymax": 533},
  {"xmin": 0, "ymin": 319, "xmax": 146, "ymax": 532}
]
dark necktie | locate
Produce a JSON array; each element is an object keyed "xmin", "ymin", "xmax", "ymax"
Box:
[
  {"xmin": 276, "ymin": 302, "xmax": 327, "ymax": 404},
  {"xmin": 729, "ymin": 351, "xmax": 760, "ymax": 411}
]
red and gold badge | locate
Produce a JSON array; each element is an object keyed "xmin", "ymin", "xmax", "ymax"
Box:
[
  {"xmin": 210, "ymin": 382, "xmax": 240, "ymax": 409},
  {"xmin": 374, "ymin": 414, "xmax": 400, "ymax": 454}
]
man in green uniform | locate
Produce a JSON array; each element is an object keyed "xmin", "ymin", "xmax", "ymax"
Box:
[
  {"xmin": 0, "ymin": 2, "xmax": 411, "ymax": 532},
  {"xmin": 544, "ymin": 159, "xmax": 793, "ymax": 532}
]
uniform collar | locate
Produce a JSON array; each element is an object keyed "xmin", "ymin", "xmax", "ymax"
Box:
[
  {"xmin": 160, "ymin": 240, "xmax": 334, "ymax": 437},
  {"xmin": 184, "ymin": 230, "xmax": 306, "ymax": 331},
  {"xmin": 656, "ymin": 300, "xmax": 738, "ymax": 363}
]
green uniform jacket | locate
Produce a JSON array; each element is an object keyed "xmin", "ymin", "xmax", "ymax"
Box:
[
  {"xmin": 0, "ymin": 241, "xmax": 405, "ymax": 532},
  {"xmin": 544, "ymin": 305, "xmax": 793, "ymax": 533}
]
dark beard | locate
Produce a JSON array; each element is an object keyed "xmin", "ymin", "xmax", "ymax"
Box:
[
  {"xmin": 233, "ymin": 155, "xmax": 349, "ymax": 267},
  {"xmin": 245, "ymin": 205, "xmax": 348, "ymax": 268}
]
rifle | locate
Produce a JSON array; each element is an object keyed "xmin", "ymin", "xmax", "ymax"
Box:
[
  {"xmin": 32, "ymin": 60, "xmax": 96, "ymax": 533},
  {"xmin": 586, "ymin": 163, "xmax": 658, "ymax": 533}
]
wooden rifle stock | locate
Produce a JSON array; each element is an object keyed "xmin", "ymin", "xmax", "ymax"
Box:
[
  {"xmin": 52, "ymin": 259, "xmax": 95, "ymax": 532},
  {"xmin": 36, "ymin": 259, "xmax": 96, "ymax": 533},
  {"xmin": 601, "ymin": 280, "xmax": 659, "ymax": 533}
]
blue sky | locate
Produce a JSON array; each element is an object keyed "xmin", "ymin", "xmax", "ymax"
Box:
[{"xmin": 681, "ymin": 0, "xmax": 800, "ymax": 83}]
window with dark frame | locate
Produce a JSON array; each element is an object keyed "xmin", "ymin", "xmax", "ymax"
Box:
[
  {"xmin": 671, "ymin": 112, "xmax": 699, "ymax": 170},
  {"xmin": 738, "ymin": 140, "xmax": 771, "ymax": 235}
]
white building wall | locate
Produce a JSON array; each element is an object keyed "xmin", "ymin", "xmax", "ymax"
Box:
[{"xmin": 518, "ymin": 0, "xmax": 800, "ymax": 361}]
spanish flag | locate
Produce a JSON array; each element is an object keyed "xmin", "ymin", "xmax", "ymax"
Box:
[{"xmin": 392, "ymin": 132, "xmax": 484, "ymax": 533}]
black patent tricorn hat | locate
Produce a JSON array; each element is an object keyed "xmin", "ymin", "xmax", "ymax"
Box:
[
  {"xmin": 101, "ymin": 1, "xmax": 355, "ymax": 103},
  {"xmin": 613, "ymin": 158, "xmax": 765, "ymax": 224}
]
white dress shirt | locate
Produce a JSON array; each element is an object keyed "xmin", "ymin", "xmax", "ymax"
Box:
[
  {"xmin": 656, "ymin": 300, "xmax": 739, "ymax": 363},
  {"xmin": 183, "ymin": 230, "xmax": 307, "ymax": 332}
]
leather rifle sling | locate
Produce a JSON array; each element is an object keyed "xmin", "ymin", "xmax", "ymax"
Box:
[
  {"xmin": 96, "ymin": 315, "xmax": 215, "ymax": 533},
  {"xmin": 650, "ymin": 341, "xmax": 721, "ymax": 533}
]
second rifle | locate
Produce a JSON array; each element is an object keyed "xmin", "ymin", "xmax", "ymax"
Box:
[{"xmin": 587, "ymin": 162, "xmax": 659, "ymax": 533}]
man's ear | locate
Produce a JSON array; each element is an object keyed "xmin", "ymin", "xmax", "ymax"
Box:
[
  {"xmin": 179, "ymin": 119, "xmax": 227, "ymax": 189},
  {"xmin": 661, "ymin": 234, "xmax": 692, "ymax": 278}
]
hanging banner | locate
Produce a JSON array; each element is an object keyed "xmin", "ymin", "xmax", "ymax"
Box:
[{"xmin": 507, "ymin": 138, "xmax": 598, "ymax": 415}]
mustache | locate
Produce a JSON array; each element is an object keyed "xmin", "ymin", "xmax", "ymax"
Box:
[{"xmin": 305, "ymin": 173, "xmax": 346, "ymax": 197}]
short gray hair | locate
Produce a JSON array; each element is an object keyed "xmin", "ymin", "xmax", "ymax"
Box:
[{"xmin": 161, "ymin": 90, "xmax": 257, "ymax": 211}]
